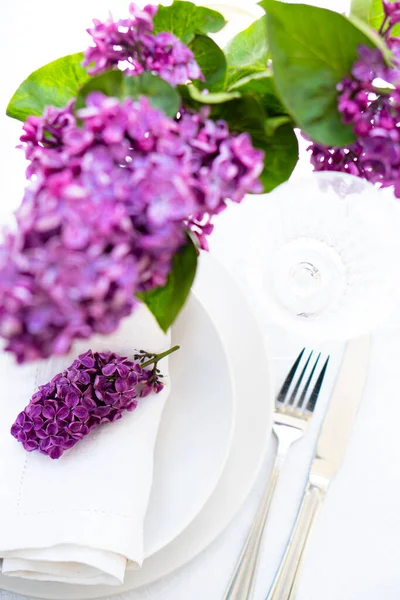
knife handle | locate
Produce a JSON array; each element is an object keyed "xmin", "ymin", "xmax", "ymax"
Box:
[{"xmin": 265, "ymin": 481, "xmax": 325, "ymax": 600}]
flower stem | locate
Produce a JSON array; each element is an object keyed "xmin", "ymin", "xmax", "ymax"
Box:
[
  {"xmin": 379, "ymin": 16, "xmax": 389, "ymax": 36},
  {"xmin": 140, "ymin": 345, "xmax": 180, "ymax": 369}
]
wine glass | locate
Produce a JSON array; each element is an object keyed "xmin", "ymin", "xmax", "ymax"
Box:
[{"xmin": 237, "ymin": 171, "xmax": 400, "ymax": 340}]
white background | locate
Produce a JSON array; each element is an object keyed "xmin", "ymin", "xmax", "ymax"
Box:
[{"xmin": 2, "ymin": 1, "xmax": 400, "ymax": 599}]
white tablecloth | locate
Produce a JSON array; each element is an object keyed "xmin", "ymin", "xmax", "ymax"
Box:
[
  {"xmin": 2, "ymin": 0, "xmax": 400, "ymax": 598},
  {"xmin": 1, "ymin": 281, "xmax": 400, "ymax": 600}
]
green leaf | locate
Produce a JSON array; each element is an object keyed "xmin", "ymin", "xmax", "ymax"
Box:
[
  {"xmin": 264, "ymin": 115, "xmax": 292, "ymax": 135},
  {"xmin": 186, "ymin": 83, "xmax": 240, "ymax": 104},
  {"xmin": 212, "ymin": 96, "xmax": 298, "ymax": 192},
  {"xmin": 76, "ymin": 71, "xmax": 180, "ymax": 117},
  {"xmin": 261, "ymin": 0, "xmax": 381, "ymax": 147},
  {"xmin": 137, "ymin": 235, "xmax": 198, "ymax": 332},
  {"xmin": 350, "ymin": 0, "xmax": 385, "ymax": 31},
  {"xmin": 6, "ymin": 53, "xmax": 90, "ymax": 121},
  {"xmin": 189, "ymin": 35, "xmax": 227, "ymax": 90},
  {"xmin": 228, "ymin": 71, "xmax": 288, "ymax": 116},
  {"xmin": 153, "ymin": 0, "xmax": 226, "ymax": 44},
  {"xmin": 211, "ymin": 94, "xmax": 265, "ymax": 134},
  {"xmin": 224, "ymin": 16, "xmax": 269, "ymax": 87},
  {"xmin": 258, "ymin": 122, "xmax": 299, "ymax": 192},
  {"xmin": 228, "ymin": 70, "xmax": 272, "ymax": 92}
]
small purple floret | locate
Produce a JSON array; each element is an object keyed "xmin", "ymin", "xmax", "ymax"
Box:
[
  {"xmin": 11, "ymin": 349, "xmax": 164, "ymax": 459},
  {"xmin": 83, "ymin": 3, "xmax": 203, "ymax": 86}
]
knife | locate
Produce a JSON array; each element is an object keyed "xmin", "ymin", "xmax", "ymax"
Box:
[{"xmin": 265, "ymin": 335, "xmax": 372, "ymax": 600}]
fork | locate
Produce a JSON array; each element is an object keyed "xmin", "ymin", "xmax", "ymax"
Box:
[{"xmin": 223, "ymin": 349, "xmax": 329, "ymax": 600}]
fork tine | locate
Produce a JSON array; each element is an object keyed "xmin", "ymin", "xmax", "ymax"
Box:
[
  {"xmin": 287, "ymin": 351, "xmax": 313, "ymax": 406},
  {"xmin": 305, "ymin": 356, "xmax": 330, "ymax": 413},
  {"xmin": 296, "ymin": 353, "xmax": 321, "ymax": 410},
  {"xmin": 276, "ymin": 348, "xmax": 305, "ymax": 404}
]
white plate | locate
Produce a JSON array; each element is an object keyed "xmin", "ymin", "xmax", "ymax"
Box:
[
  {"xmin": 0, "ymin": 254, "xmax": 273, "ymax": 599},
  {"xmin": 144, "ymin": 291, "xmax": 235, "ymax": 556}
]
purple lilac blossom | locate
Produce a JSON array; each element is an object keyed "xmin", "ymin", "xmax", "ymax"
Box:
[
  {"xmin": 0, "ymin": 93, "xmax": 264, "ymax": 362},
  {"xmin": 308, "ymin": 41, "xmax": 400, "ymax": 193},
  {"xmin": 307, "ymin": 0, "xmax": 400, "ymax": 194},
  {"xmin": 83, "ymin": 3, "xmax": 203, "ymax": 86},
  {"xmin": 11, "ymin": 349, "xmax": 164, "ymax": 459},
  {"xmin": 383, "ymin": 1, "xmax": 400, "ymax": 32}
]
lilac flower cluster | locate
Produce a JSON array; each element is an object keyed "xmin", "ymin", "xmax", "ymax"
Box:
[
  {"xmin": 381, "ymin": 0, "xmax": 400, "ymax": 42},
  {"xmin": 308, "ymin": 2, "xmax": 400, "ymax": 195},
  {"xmin": 11, "ymin": 349, "xmax": 164, "ymax": 459},
  {"xmin": 83, "ymin": 3, "xmax": 203, "ymax": 86},
  {"xmin": 0, "ymin": 93, "xmax": 264, "ymax": 362}
]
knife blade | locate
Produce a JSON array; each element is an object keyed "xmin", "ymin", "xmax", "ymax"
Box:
[{"xmin": 311, "ymin": 335, "xmax": 372, "ymax": 486}]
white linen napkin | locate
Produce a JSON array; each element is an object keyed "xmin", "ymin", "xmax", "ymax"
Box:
[{"xmin": 0, "ymin": 304, "xmax": 171, "ymax": 585}]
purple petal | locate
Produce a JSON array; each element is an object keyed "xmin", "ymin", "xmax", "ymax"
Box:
[
  {"xmin": 50, "ymin": 435, "xmax": 65, "ymax": 447},
  {"xmin": 10, "ymin": 423, "xmax": 21, "ymax": 438},
  {"xmin": 115, "ymin": 378, "xmax": 129, "ymax": 393},
  {"xmin": 116, "ymin": 363, "xmax": 130, "ymax": 378},
  {"xmin": 29, "ymin": 405, "xmax": 42, "ymax": 419},
  {"xmin": 79, "ymin": 351, "xmax": 95, "ymax": 368},
  {"xmin": 65, "ymin": 392, "xmax": 79, "ymax": 408},
  {"xmin": 36, "ymin": 429, "xmax": 48, "ymax": 440},
  {"xmin": 39, "ymin": 438, "xmax": 52, "ymax": 452},
  {"xmin": 72, "ymin": 406, "xmax": 89, "ymax": 420},
  {"xmin": 63, "ymin": 438, "xmax": 78, "ymax": 450},
  {"xmin": 109, "ymin": 411, "xmax": 123, "ymax": 422},
  {"xmin": 81, "ymin": 395, "xmax": 97, "ymax": 410},
  {"xmin": 42, "ymin": 405, "xmax": 55, "ymax": 419},
  {"xmin": 22, "ymin": 420, "xmax": 34, "ymax": 433},
  {"xmin": 48, "ymin": 446, "xmax": 64, "ymax": 459},
  {"xmin": 139, "ymin": 384, "xmax": 153, "ymax": 397},
  {"xmin": 23, "ymin": 439, "xmax": 39, "ymax": 451},
  {"xmin": 16, "ymin": 413, "xmax": 26, "ymax": 426},
  {"xmin": 56, "ymin": 406, "xmax": 70, "ymax": 421},
  {"xmin": 78, "ymin": 370, "xmax": 91, "ymax": 385},
  {"xmin": 102, "ymin": 363, "xmax": 117, "ymax": 376},
  {"xmin": 125, "ymin": 399, "xmax": 138, "ymax": 411},
  {"xmin": 31, "ymin": 392, "xmax": 43, "ymax": 404},
  {"xmin": 69, "ymin": 421, "xmax": 84, "ymax": 433},
  {"xmin": 103, "ymin": 392, "xmax": 120, "ymax": 406},
  {"xmin": 94, "ymin": 405, "xmax": 111, "ymax": 417},
  {"xmin": 46, "ymin": 422, "xmax": 58, "ymax": 436},
  {"xmin": 33, "ymin": 416, "xmax": 44, "ymax": 430}
]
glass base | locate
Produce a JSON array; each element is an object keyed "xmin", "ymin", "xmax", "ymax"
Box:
[{"xmin": 266, "ymin": 238, "xmax": 346, "ymax": 320}]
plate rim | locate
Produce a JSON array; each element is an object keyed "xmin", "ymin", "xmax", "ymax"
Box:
[{"xmin": 143, "ymin": 291, "xmax": 236, "ymax": 557}]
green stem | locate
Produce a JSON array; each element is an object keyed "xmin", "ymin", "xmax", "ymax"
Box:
[
  {"xmin": 140, "ymin": 345, "xmax": 180, "ymax": 369},
  {"xmin": 379, "ymin": 16, "xmax": 389, "ymax": 36}
]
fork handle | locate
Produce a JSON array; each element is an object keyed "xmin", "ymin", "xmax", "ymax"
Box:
[
  {"xmin": 265, "ymin": 481, "xmax": 325, "ymax": 600},
  {"xmin": 223, "ymin": 450, "xmax": 286, "ymax": 600}
]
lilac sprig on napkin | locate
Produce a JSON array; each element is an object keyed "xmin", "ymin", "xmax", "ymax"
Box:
[{"xmin": 11, "ymin": 347, "xmax": 173, "ymax": 459}]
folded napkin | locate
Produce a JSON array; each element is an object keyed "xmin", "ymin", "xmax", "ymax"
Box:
[{"xmin": 0, "ymin": 304, "xmax": 171, "ymax": 585}]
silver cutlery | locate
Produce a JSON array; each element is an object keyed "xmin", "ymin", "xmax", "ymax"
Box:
[
  {"xmin": 265, "ymin": 336, "xmax": 371, "ymax": 600},
  {"xmin": 223, "ymin": 349, "xmax": 329, "ymax": 600}
]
